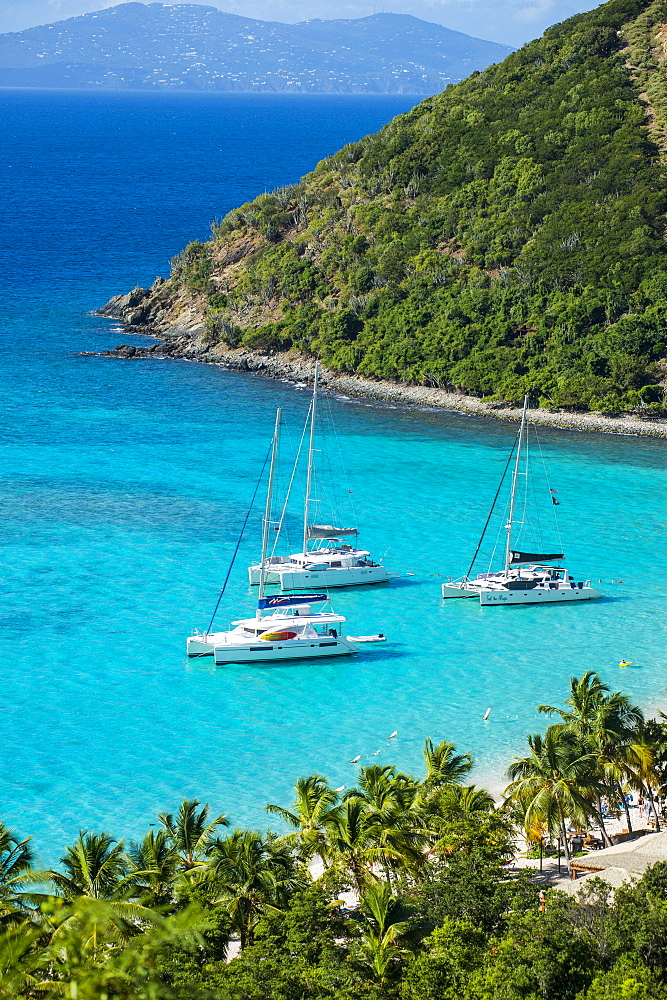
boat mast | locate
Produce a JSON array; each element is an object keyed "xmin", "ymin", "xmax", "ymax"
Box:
[
  {"xmin": 504, "ymin": 394, "xmax": 529, "ymax": 572},
  {"xmin": 258, "ymin": 407, "xmax": 281, "ymax": 619},
  {"xmin": 302, "ymin": 362, "xmax": 319, "ymax": 556}
]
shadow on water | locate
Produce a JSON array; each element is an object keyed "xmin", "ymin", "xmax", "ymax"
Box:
[
  {"xmin": 376, "ymin": 577, "xmax": 423, "ymax": 590},
  {"xmin": 237, "ymin": 647, "xmax": 409, "ymax": 671}
]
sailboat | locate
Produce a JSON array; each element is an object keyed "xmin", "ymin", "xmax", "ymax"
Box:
[
  {"xmin": 186, "ymin": 409, "xmax": 359, "ymax": 663},
  {"xmin": 247, "ymin": 363, "xmax": 390, "ymax": 591},
  {"xmin": 441, "ymin": 395, "xmax": 602, "ymax": 606}
]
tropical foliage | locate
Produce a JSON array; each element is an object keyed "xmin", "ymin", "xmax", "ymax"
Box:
[
  {"xmin": 148, "ymin": 0, "xmax": 667, "ymax": 414},
  {"xmin": 3, "ymin": 674, "xmax": 667, "ymax": 997},
  {"xmin": 0, "ymin": 671, "xmax": 667, "ymax": 1000}
]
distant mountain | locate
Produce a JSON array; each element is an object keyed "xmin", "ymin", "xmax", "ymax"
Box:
[{"xmin": 0, "ymin": 2, "xmax": 513, "ymax": 93}]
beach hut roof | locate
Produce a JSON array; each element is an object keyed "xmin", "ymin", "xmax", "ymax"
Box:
[
  {"xmin": 571, "ymin": 831, "xmax": 667, "ymax": 877},
  {"xmin": 558, "ymin": 865, "xmax": 637, "ymax": 894}
]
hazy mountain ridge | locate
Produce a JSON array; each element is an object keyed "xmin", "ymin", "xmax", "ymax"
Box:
[
  {"xmin": 101, "ymin": 0, "xmax": 667, "ymax": 414},
  {"xmin": 0, "ymin": 2, "xmax": 512, "ymax": 93}
]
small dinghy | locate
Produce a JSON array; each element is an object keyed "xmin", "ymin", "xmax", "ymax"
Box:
[{"xmin": 346, "ymin": 633, "xmax": 386, "ymax": 643}]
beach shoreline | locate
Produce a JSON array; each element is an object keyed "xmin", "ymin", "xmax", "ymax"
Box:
[{"xmin": 90, "ymin": 324, "xmax": 667, "ymax": 439}]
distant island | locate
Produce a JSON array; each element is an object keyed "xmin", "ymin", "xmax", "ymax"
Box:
[{"xmin": 0, "ymin": 2, "xmax": 512, "ymax": 94}]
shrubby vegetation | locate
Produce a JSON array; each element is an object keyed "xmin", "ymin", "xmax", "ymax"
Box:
[
  {"xmin": 161, "ymin": 0, "xmax": 667, "ymax": 413},
  {"xmin": 3, "ymin": 671, "xmax": 667, "ymax": 997}
]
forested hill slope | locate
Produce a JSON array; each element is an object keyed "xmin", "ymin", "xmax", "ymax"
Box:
[{"xmin": 104, "ymin": 0, "xmax": 667, "ymax": 413}]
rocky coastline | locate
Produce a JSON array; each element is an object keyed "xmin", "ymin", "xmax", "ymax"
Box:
[{"xmin": 94, "ymin": 285, "xmax": 667, "ymax": 439}]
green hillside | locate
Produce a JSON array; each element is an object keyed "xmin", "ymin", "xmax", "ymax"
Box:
[{"xmin": 157, "ymin": 0, "xmax": 667, "ymax": 412}]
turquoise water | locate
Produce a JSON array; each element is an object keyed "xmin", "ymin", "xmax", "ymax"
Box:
[{"xmin": 2, "ymin": 90, "xmax": 666, "ymax": 862}]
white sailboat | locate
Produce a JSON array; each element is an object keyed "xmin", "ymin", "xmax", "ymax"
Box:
[
  {"xmin": 441, "ymin": 395, "xmax": 602, "ymax": 606},
  {"xmin": 248, "ymin": 363, "xmax": 390, "ymax": 591},
  {"xmin": 186, "ymin": 409, "xmax": 359, "ymax": 663}
]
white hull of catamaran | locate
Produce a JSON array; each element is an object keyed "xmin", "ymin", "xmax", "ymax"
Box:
[
  {"xmin": 248, "ymin": 566, "xmax": 281, "ymax": 584},
  {"xmin": 213, "ymin": 636, "xmax": 357, "ymax": 664},
  {"xmin": 186, "ymin": 632, "xmax": 229, "ymax": 657},
  {"xmin": 441, "ymin": 583, "xmax": 480, "ymax": 599},
  {"xmin": 479, "ymin": 585, "xmax": 602, "ymax": 606},
  {"xmin": 278, "ymin": 566, "xmax": 390, "ymax": 590},
  {"xmin": 249, "ymin": 565, "xmax": 389, "ymax": 588}
]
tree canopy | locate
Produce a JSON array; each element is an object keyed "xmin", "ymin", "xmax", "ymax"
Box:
[{"xmin": 3, "ymin": 676, "xmax": 667, "ymax": 997}]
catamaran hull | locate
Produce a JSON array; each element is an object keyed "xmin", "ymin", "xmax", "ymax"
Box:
[
  {"xmin": 441, "ymin": 583, "xmax": 479, "ymax": 599},
  {"xmin": 249, "ymin": 565, "xmax": 390, "ymax": 588},
  {"xmin": 479, "ymin": 586, "xmax": 602, "ymax": 606},
  {"xmin": 186, "ymin": 632, "xmax": 229, "ymax": 657},
  {"xmin": 249, "ymin": 566, "xmax": 280, "ymax": 585},
  {"xmin": 279, "ymin": 566, "xmax": 390, "ymax": 589},
  {"xmin": 187, "ymin": 637, "xmax": 214, "ymax": 656},
  {"xmin": 213, "ymin": 637, "xmax": 357, "ymax": 664}
]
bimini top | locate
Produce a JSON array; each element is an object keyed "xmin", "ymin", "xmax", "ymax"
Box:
[
  {"xmin": 308, "ymin": 524, "xmax": 359, "ymax": 539},
  {"xmin": 510, "ymin": 550, "xmax": 564, "ymax": 565},
  {"xmin": 231, "ymin": 609, "xmax": 347, "ymax": 629}
]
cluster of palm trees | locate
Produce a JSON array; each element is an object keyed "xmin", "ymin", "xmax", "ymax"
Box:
[
  {"xmin": 2, "ymin": 671, "xmax": 662, "ymax": 994},
  {"xmin": 266, "ymin": 739, "xmax": 496, "ymax": 893},
  {"xmin": 0, "ymin": 739, "xmax": 497, "ymax": 961},
  {"xmin": 505, "ymin": 671, "xmax": 663, "ymax": 860}
]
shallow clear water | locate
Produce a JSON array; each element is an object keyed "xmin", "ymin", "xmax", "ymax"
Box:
[{"xmin": 1, "ymin": 90, "xmax": 666, "ymax": 862}]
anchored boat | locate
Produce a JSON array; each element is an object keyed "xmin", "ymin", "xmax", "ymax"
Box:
[
  {"xmin": 441, "ymin": 395, "xmax": 602, "ymax": 607},
  {"xmin": 209, "ymin": 594, "xmax": 357, "ymax": 664},
  {"xmin": 248, "ymin": 363, "xmax": 390, "ymax": 591}
]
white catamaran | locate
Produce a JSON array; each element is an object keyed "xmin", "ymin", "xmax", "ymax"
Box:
[
  {"xmin": 186, "ymin": 409, "xmax": 359, "ymax": 664},
  {"xmin": 248, "ymin": 363, "xmax": 390, "ymax": 591},
  {"xmin": 441, "ymin": 395, "xmax": 602, "ymax": 606}
]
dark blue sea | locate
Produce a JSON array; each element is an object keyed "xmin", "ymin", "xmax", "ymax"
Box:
[{"xmin": 1, "ymin": 89, "xmax": 666, "ymax": 862}]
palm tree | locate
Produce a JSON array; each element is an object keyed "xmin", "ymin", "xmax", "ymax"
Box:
[
  {"xmin": 422, "ymin": 739, "xmax": 474, "ymax": 793},
  {"xmin": 265, "ymin": 774, "xmax": 339, "ymax": 861},
  {"xmin": 538, "ymin": 671, "xmax": 611, "ymax": 731},
  {"xmin": 50, "ymin": 832, "xmax": 132, "ymax": 901},
  {"xmin": 158, "ymin": 798, "xmax": 228, "ymax": 871},
  {"xmin": 39, "ymin": 895, "xmax": 199, "ymax": 987},
  {"xmin": 357, "ymin": 878, "xmax": 412, "ymax": 984},
  {"xmin": 345, "ymin": 766, "xmax": 417, "ymax": 814},
  {"xmin": 0, "ymin": 822, "xmax": 35, "ymax": 918},
  {"xmin": 202, "ymin": 830, "xmax": 306, "ymax": 949},
  {"xmin": 320, "ymin": 799, "xmax": 381, "ymax": 894},
  {"xmin": 620, "ymin": 729, "xmax": 661, "ymax": 832},
  {"xmin": 437, "ymin": 784, "xmax": 496, "ymax": 819},
  {"xmin": 505, "ymin": 729, "xmax": 606, "ymax": 862},
  {"xmin": 43, "ymin": 834, "xmax": 162, "ymax": 954},
  {"xmin": 0, "ymin": 920, "xmax": 44, "ymax": 996},
  {"xmin": 539, "ymin": 671, "xmax": 647, "ymax": 841},
  {"xmin": 343, "ymin": 766, "xmax": 426, "ymax": 882},
  {"xmin": 126, "ymin": 829, "xmax": 181, "ymax": 907}
]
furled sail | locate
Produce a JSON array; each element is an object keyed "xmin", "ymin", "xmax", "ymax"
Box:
[
  {"xmin": 510, "ymin": 550, "xmax": 564, "ymax": 564},
  {"xmin": 308, "ymin": 524, "xmax": 358, "ymax": 539},
  {"xmin": 258, "ymin": 594, "xmax": 327, "ymax": 609}
]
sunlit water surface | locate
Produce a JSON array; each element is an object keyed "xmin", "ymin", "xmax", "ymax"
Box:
[{"xmin": 1, "ymin": 90, "xmax": 666, "ymax": 861}]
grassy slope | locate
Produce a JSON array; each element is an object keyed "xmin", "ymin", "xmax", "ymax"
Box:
[{"xmin": 168, "ymin": 0, "xmax": 667, "ymax": 412}]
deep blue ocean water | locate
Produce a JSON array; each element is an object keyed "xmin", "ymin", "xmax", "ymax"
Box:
[{"xmin": 1, "ymin": 89, "xmax": 666, "ymax": 863}]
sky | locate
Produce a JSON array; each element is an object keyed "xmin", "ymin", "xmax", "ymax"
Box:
[{"xmin": 0, "ymin": 0, "xmax": 598, "ymax": 46}]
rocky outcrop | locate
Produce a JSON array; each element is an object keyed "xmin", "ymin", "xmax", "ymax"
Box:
[
  {"xmin": 80, "ymin": 343, "xmax": 163, "ymax": 359},
  {"xmin": 96, "ymin": 275, "xmax": 208, "ymax": 340},
  {"xmin": 99, "ymin": 284, "xmax": 155, "ymax": 324}
]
